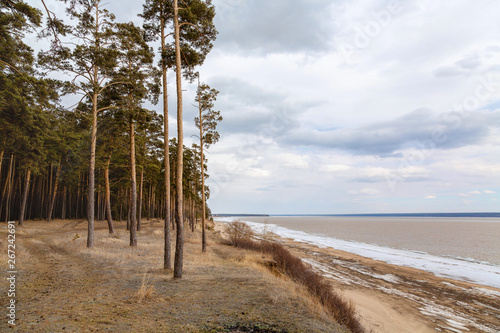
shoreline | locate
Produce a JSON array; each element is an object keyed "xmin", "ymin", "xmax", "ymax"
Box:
[
  {"xmin": 214, "ymin": 217, "xmax": 500, "ymax": 289},
  {"xmin": 215, "ymin": 221, "xmax": 500, "ymax": 333}
]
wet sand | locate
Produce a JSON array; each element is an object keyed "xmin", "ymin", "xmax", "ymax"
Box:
[{"xmin": 215, "ymin": 222, "xmax": 500, "ymax": 333}]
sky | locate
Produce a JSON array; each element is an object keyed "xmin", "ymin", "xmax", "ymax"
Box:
[{"xmin": 33, "ymin": 0, "xmax": 500, "ymax": 214}]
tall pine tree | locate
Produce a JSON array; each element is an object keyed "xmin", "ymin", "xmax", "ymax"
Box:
[{"xmin": 39, "ymin": 0, "xmax": 119, "ymax": 247}]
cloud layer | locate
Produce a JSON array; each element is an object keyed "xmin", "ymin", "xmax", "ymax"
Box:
[
  {"xmin": 214, "ymin": 0, "xmax": 337, "ymax": 54},
  {"xmin": 75, "ymin": 0, "xmax": 500, "ymax": 214}
]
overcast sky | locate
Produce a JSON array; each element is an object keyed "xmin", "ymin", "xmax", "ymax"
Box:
[{"xmin": 36, "ymin": 0, "xmax": 500, "ymax": 214}]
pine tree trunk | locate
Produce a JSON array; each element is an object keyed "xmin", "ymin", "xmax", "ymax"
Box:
[
  {"xmin": 147, "ymin": 184, "xmax": 151, "ymax": 220},
  {"xmin": 151, "ymin": 186, "xmax": 155, "ymax": 218},
  {"xmin": 199, "ymin": 102, "xmax": 207, "ymax": 253},
  {"xmin": 18, "ymin": 169, "xmax": 31, "ymax": 226},
  {"xmin": 127, "ymin": 188, "xmax": 131, "ymax": 231},
  {"xmin": 28, "ymin": 175, "xmax": 36, "ymax": 220},
  {"xmin": 0, "ymin": 150, "xmax": 4, "ymax": 194},
  {"xmin": 0, "ymin": 153, "xmax": 13, "ymax": 221},
  {"xmin": 6, "ymin": 155, "xmax": 15, "ymax": 222},
  {"xmin": 40, "ymin": 170, "xmax": 46, "ymax": 220},
  {"xmin": 104, "ymin": 156, "xmax": 114, "ymax": 234},
  {"xmin": 119, "ymin": 189, "xmax": 123, "ymax": 222},
  {"xmin": 61, "ymin": 186, "xmax": 67, "ymax": 219},
  {"xmin": 47, "ymin": 159, "xmax": 61, "ymax": 222},
  {"xmin": 97, "ymin": 185, "xmax": 101, "ymax": 221},
  {"xmin": 129, "ymin": 118, "xmax": 138, "ymax": 246},
  {"xmin": 87, "ymin": 93, "xmax": 98, "ymax": 248},
  {"xmin": 68, "ymin": 189, "xmax": 72, "ymax": 220},
  {"xmin": 138, "ymin": 167, "xmax": 143, "ymax": 231},
  {"xmin": 76, "ymin": 174, "xmax": 80, "ymax": 219},
  {"xmin": 191, "ymin": 183, "xmax": 195, "ymax": 232},
  {"xmin": 171, "ymin": 189, "xmax": 175, "ymax": 230},
  {"xmin": 47, "ymin": 162, "xmax": 53, "ymax": 216},
  {"xmin": 2, "ymin": 154, "xmax": 14, "ymax": 222},
  {"xmin": 173, "ymin": 0, "xmax": 184, "ymax": 279}
]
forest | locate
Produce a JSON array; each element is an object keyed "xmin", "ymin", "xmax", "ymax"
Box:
[{"xmin": 0, "ymin": 0, "xmax": 221, "ymax": 277}]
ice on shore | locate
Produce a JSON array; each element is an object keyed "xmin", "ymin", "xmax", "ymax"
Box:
[{"xmin": 216, "ymin": 218, "xmax": 500, "ymax": 289}]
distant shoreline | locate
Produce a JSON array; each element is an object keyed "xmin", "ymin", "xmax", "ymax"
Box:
[
  {"xmin": 212, "ymin": 214, "xmax": 270, "ymax": 217},
  {"xmin": 214, "ymin": 212, "xmax": 500, "ymax": 218}
]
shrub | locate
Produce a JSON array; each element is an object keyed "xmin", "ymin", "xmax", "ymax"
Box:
[{"xmin": 226, "ymin": 221, "xmax": 255, "ymax": 245}]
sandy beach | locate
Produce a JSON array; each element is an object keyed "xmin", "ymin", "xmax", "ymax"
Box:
[{"xmin": 215, "ymin": 221, "xmax": 500, "ymax": 333}]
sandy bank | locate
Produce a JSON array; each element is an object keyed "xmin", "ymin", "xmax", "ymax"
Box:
[{"xmin": 214, "ymin": 221, "xmax": 500, "ymax": 333}]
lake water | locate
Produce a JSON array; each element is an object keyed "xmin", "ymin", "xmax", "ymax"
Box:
[{"xmin": 216, "ymin": 215, "xmax": 500, "ymax": 289}]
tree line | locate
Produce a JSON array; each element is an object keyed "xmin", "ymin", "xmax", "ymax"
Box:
[{"xmin": 0, "ymin": 0, "xmax": 221, "ymax": 278}]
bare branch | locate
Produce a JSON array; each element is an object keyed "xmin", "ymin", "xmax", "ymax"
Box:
[
  {"xmin": 40, "ymin": 0, "xmax": 63, "ymax": 48},
  {"xmin": 71, "ymin": 71, "xmax": 92, "ymax": 84},
  {"xmin": 178, "ymin": 22, "xmax": 203, "ymax": 38},
  {"xmin": 97, "ymin": 105, "xmax": 120, "ymax": 113},
  {"xmin": 0, "ymin": 59, "xmax": 22, "ymax": 75},
  {"xmin": 71, "ymin": 92, "xmax": 92, "ymax": 109},
  {"xmin": 98, "ymin": 81, "xmax": 129, "ymax": 95}
]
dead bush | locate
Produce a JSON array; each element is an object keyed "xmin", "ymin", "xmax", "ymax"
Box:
[{"xmin": 226, "ymin": 221, "xmax": 255, "ymax": 245}]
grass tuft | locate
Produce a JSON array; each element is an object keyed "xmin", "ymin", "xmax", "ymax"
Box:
[{"xmin": 136, "ymin": 273, "xmax": 155, "ymax": 303}]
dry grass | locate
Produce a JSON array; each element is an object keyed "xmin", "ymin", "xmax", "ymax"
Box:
[
  {"xmin": 0, "ymin": 231, "xmax": 33, "ymax": 272},
  {"xmin": 226, "ymin": 221, "xmax": 365, "ymax": 333},
  {"xmin": 1, "ymin": 219, "xmax": 348, "ymax": 332},
  {"xmin": 136, "ymin": 273, "xmax": 155, "ymax": 302}
]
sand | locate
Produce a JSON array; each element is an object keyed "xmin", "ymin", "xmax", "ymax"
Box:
[{"xmin": 215, "ymin": 221, "xmax": 500, "ymax": 333}]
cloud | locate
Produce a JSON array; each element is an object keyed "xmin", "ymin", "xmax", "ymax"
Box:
[
  {"xmin": 433, "ymin": 46, "xmax": 500, "ymax": 78},
  {"xmin": 459, "ymin": 190, "xmax": 494, "ymax": 197},
  {"xmin": 348, "ymin": 188, "xmax": 380, "ymax": 196},
  {"xmin": 202, "ymin": 1, "xmax": 500, "ymax": 214},
  {"xmin": 214, "ymin": 0, "xmax": 337, "ymax": 54},
  {"xmin": 433, "ymin": 66, "xmax": 466, "ymax": 78},
  {"xmin": 210, "ymin": 76, "xmax": 314, "ymax": 136},
  {"xmin": 280, "ymin": 108, "xmax": 500, "ymax": 156},
  {"xmin": 321, "ymin": 164, "xmax": 351, "ymax": 173}
]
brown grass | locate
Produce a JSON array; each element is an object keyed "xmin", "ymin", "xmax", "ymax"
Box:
[
  {"xmin": 0, "ymin": 219, "xmax": 349, "ymax": 332},
  {"xmin": 136, "ymin": 273, "xmax": 155, "ymax": 302},
  {"xmin": 226, "ymin": 222, "xmax": 365, "ymax": 333}
]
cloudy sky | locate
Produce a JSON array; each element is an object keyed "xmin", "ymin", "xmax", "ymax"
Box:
[{"xmin": 37, "ymin": 0, "xmax": 500, "ymax": 214}]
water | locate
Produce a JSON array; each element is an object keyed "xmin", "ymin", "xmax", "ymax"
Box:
[{"xmin": 216, "ymin": 215, "xmax": 500, "ymax": 289}]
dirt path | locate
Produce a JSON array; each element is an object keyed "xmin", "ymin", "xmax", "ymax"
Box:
[
  {"xmin": 1, "ymin": 220, "xmax": 348, "ymax": 332},
  {"xmin": 15, "ymin": 236, "xmax": 133, "ymax": 331}
]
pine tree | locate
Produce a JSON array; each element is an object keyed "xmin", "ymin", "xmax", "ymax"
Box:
[
  {"xmin": 142, "ymin": 0, "xmax": 176, "ymax": 270},
  {"xmin": 110, "ymin": 21, "xmax": 159, "ymax": 246},
  {"xmin": 195, "ymin": 78, "xmax": 221, "ymax": 252},
  {"xmin": 0, "ymin": 0, "xmax": 51, "ymax": 224},
  {"xmin": 142, "ymin": 0, "xmax": 217, "ymax": 275},
  {"xmin": 172, "ymin": 0, "xmax": 218, "ymax": 279},
  {"xmin": 39, "ymin": 0, "xmax": 120, "ymax": 247}
]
